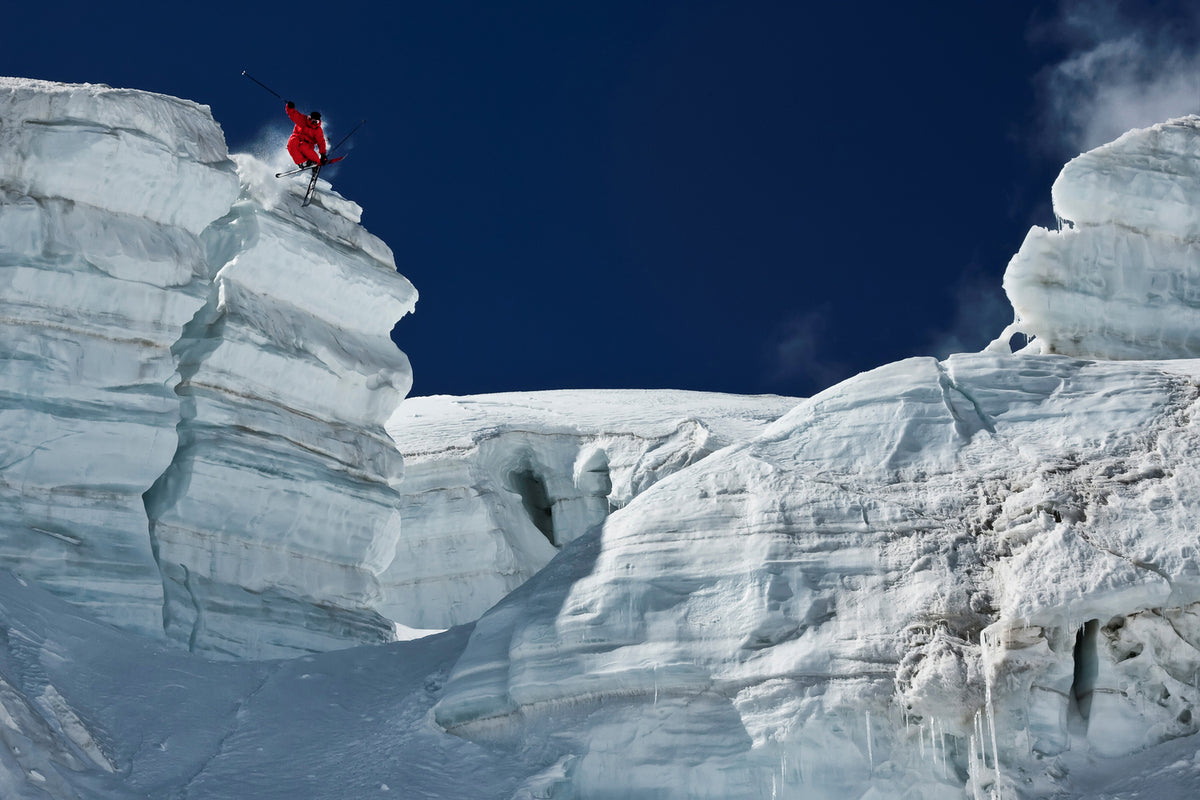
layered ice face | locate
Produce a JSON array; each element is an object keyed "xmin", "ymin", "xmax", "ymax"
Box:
[
  {"xmin": 142, "ymin": 155, "xmax": 418, "ymax": 659},
  {"xmin": 0, "ymin": 79, "xmax": 416, "ymax": 658},
  {"xmin": 0, "ymin": 79, "xmax": 241, "ymax": 634},
  {"xmin": 430, "ymin": 118, "xmax": 1200, "ymax": 798},
  {"xmin": 0, "ymin": 79, "xmax": 790, "ymax": 659},
  {"xmin": 8, "ymin": 78, "xmax": 1200, "ymax": 799}
]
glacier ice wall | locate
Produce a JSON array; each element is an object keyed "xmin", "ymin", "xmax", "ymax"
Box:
[
  {"xmin": 434, "ymin": 354, "xmax": 1200, "ymax": 798},
  {"xmin": 1000, "ymin": 116, "xmax": 1200, "ymax": 360},
  {"xmin": 0, "ymin": 79, "xmax": 416, "ymax": 658},
  {"xmin": 0, "ymin": 79, "xmax": 240, "ymax": 633},
  {"xmin": 143, "ymin": 155, "xmax": 417, "ymax": 659},
  {"xmin": 384, "ymin": 390, "xmax": 798, "ymax": 630}
]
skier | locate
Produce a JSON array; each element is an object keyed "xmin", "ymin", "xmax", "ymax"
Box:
[{"xmin": 285, "ymin": 100, "xmax": 327, "ymax": 168}]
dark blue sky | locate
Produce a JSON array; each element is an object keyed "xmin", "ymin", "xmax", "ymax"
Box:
[{"xmin": 6, "ymin": 2, "xmax": 1196, "ymax": 397}]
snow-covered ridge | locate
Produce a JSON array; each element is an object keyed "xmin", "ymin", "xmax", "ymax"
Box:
[
  {"xmin": 0, "ymin": 78, "xmax": 416, "ymax": 658},
  {"xmin": 383, "ymin": 390, "xmax": 799, "ymax": 630}
]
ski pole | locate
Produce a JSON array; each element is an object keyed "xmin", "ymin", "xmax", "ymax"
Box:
[
  {"xmin": 241, "ymin": 70, "xmax": 284, "ymax": 100},
  {"xmin": 328, "ymin": 119, "xmax": 368, "ymax": 156}
]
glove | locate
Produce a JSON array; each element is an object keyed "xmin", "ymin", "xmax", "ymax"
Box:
[{"xmin": 286, "ymin": 100, "xmax": 294, "ymax": 109}]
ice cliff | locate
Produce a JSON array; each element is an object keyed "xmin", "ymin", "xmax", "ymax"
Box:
[
  {"xmin": 0, "ymin": 78, "xmax": 416, "ymax": 658},
  {"xmin": 429, "ymin": 117, "xmax": 1200, "ymax": 799}
]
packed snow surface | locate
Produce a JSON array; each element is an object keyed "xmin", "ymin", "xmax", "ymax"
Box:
[{"xmin": 5, "ymin": 80, "xmax": 1200, "ymax": 798}]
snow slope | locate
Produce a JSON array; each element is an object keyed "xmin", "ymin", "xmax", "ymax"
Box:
[{"xmin": 0, "ymin": 570, "xmax": 528, "ymax": 800}]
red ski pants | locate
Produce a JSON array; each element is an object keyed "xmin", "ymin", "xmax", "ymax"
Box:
[{"xmin": 288, "ymin": 138, "xmax": 323, "ymax": 165}]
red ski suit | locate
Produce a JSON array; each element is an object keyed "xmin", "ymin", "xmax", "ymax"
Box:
[{"xmin": 286, "ymin": 105, "xmax": 327, "ymax": 165}]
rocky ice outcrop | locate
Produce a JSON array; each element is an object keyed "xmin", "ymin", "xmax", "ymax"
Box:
[
  {"xmin": 0, "ymin": 79, "xmax": 416, "ymax": 658},
  {"xmin": 383, "ymin": 390, "xmax": 799, "ymax": 630},
  {"xmin": 1000, "ymin": 116, "xmax": 1200, "ymax": 360}
]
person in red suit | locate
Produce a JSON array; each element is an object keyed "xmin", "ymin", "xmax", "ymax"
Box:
[{"xmin": 285, "ymin": 101, "xmax": 327, "ymax": 167}]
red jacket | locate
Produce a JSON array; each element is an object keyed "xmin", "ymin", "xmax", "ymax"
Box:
[{"xmin": 286, "ymin": 106, "xmax": 327, "ymax": 154}]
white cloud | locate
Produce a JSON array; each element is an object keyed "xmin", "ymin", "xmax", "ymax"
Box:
[
  {"xmin": 765, "ymin": 306, "xmax": 850, "ymax": 393},
  {"xmin": 921, "ymin": 264, "xmax": 1014, "ymax": 360},
  {"xmin": 1035, "ymin": 0, "xmax": 1200, "ymax": 156}
]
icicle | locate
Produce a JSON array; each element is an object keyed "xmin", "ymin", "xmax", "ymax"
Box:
[
  {"xmin": 937, "ymin": 720, "xmax": 946, "ymax": 778},
  {"xmin": 865, "ymin": 710, "xmax": 874, "ymax": 772},
  {"xmin": 986, "ymin": 681, "xmax": 1000, "ymax": 783},
  {"xmin": 969, "ymin": 732, "xmax": 981, "ymax": 800},
  {"xmin": 919, "ymin": 724, "xmax": 925, "ymax": 759},
  {"xmin": 982, "ymin": 630, "xmax": 1003, "ymax": 795}
]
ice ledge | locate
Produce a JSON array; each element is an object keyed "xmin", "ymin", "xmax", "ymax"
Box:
[
  {"xmin": 0, "ymin": 77, "xmax": 240, "ymax": 234},
  {"xmin": 995, "ymin": 116, "xmax": 1200, "ymax": 362}
]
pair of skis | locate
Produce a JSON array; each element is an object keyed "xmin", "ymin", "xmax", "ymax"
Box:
[
  {"xmin": 275, "ymin": 157, "xmax": 345, "ymax": 207},
  {"xmin": 274, "ymin": 156, "xmax": 344, "ymax": 179}
]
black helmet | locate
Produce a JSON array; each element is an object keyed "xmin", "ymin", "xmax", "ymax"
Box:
[{"xmin": 309, "ymin": 111, "xmax": 322, "ymax": 121}]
